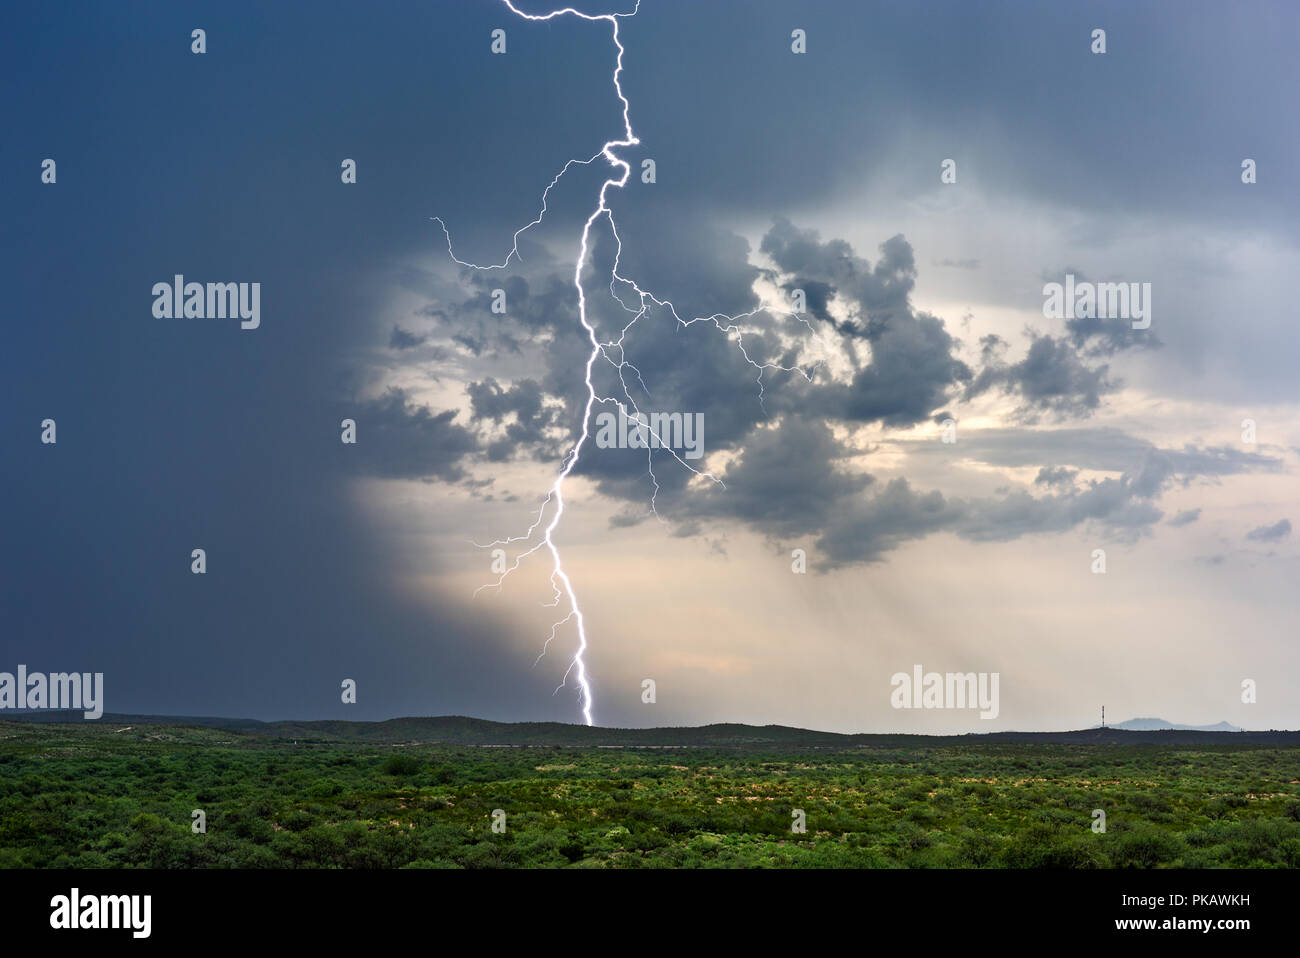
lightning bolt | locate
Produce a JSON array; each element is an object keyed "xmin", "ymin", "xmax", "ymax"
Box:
[{"xmin": 437, "ymin": 1, "xmax": 819, "ymax": 726}]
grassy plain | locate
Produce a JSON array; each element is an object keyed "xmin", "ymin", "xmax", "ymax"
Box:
[{"xmin": 3, "ymin": 720, "xmax": 1299, "ymax": 868}]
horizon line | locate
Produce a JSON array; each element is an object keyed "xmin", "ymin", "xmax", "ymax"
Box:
[{"xmin": 0, "ymin": 710, "xmax": 1285, "ymax": 736}]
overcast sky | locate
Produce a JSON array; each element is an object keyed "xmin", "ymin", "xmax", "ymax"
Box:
[{"xmin": 3, "ymin": 0, "xmax": 1297, "ymax": 732}]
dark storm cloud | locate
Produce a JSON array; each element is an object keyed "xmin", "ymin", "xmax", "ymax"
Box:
[
  {"xmin": 427, "ymin": 198, "xmax": 1278, "ymax": 522},
  {"xmin": 809, "ymin": 448, "xmax": 1174, "ymax": 568},
  {"xmin": 772, "ymin": 429, "xmax": 1288, "ymax": 566},
  {"xmin": 831, "ymin": 309, "xmax": 974, "ymax": 426},
  {"xmin": 467, "ymin": 378, "xmax": 563, "ymax": 462},
  {"xmin": 348, "ymin": 389, "xmax": 479, "ymax": 482},
  {"xmin": 639, "ymin": 407, "xmax": 1216, "ymax": 569},
  {"xmin": 1065, "ymin": 312, "xmax": 1160, "ymax": 358},
  {"xmin": 608, "ymin": 209, "xmax": 764, "ymax": 323},
  {"xmin": 938, "ymin": 265, "xmax": 1158, "ymax": 422},
  {"xmin": 436, "ymin": 211, "xmax": 802, "ymax": 507},
  {"xmin": 425, "ymin": 240, "xmax": 584, "ymax": 365},
  {"xmin": 815, "ymin": 477, "xmax": 965, "ymax": 565},
  {"xmin": 664, "ymin": 413, "xmax": 1282, "ymax": 569},
  {"xmin": 759, "ymin": 218, "xmax": 971, "ymax": 427},
  {"xmin": 384, "ymin": 211, "xmax": 799, "ymax": 527},
  {"xmin": 683, "ymin": 418, "xmax": 871, "ymax": 539},
  {"xmin": 389, "ymin": 325, "xmax": 427, "ymax": 350},
  {"xmin": 760, "ymin": 217, "xmax": 916, "ymax": 334},
  {"xmin": 1246, "ymin": 518, "xmax": 1292, "ymax": 542},
  {"xmin": 964, "ymin": 262, "xmax": 1160, "ymax": 419},
  {"xmin": 779, "ymin": 279, "xmax": 836, "ymax": 323},
  {"xmin": 573, "ymin": 304, "xmax": 792, "ymax": 509},
  {"xmin": 966, "ymin": 334, "xmax": 1115, "ymax": 420},
  {"xmin": 961, "ymin": 272, "xmax": 1164, "ymax": 418},
  {"xmin": 1032, "ymin": 266, "xmax": 1162, "ymax": 358},
  {"xmin": 417, "ymin": 203, "xmax": 1289, "ymax": 568}
]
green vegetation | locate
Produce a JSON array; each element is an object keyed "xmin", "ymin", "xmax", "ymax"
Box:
[{"xmin": 3, "ymin": 720, "xmax": 1298, "ymax": 868}]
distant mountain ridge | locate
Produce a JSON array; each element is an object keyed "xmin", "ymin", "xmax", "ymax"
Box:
[
  {"xmin": 1111, "ymin": 717, "xmax": 1243, "ymax": 732},
  {"xmin": 2, "ymin": 712, "xmax": 1292, "ymax": 746}
]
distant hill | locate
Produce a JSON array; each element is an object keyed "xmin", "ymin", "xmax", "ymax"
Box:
[
  {"xmin": 2, "ymin": 712, "xmax": 1294, "ymax": 746},
  {"xmin": 1112, "ymin": 717, "xmax": 1244, "ymax": 732}
]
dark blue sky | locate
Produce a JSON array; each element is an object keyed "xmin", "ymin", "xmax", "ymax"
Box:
[{"xmin": 1, "ymin": 0, "xmax": 597, "ymax": 720}]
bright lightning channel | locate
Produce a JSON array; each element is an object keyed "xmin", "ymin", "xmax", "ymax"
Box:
[{"xmin": 435, "ymin": 1, "xmax": 818, "ymax": 727}]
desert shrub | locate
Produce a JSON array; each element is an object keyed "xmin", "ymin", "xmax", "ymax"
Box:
[{"xmin": 381, "ymin": 754, "xmax": 421, "ymax": 776}]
